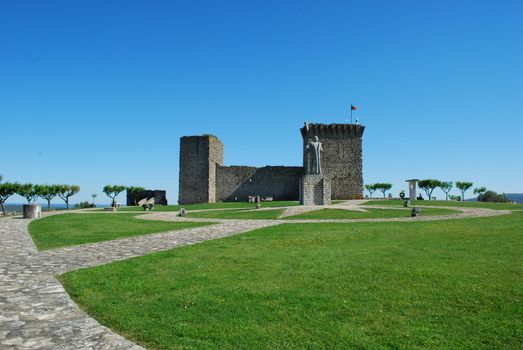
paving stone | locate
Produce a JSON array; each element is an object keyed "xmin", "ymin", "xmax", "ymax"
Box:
[{"xmin": 0, "ymin": 204, "xmax": 510, "ymax": 349}]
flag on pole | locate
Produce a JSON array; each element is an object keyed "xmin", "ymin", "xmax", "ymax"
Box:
[{"xmin": 351, "ymin": 105, "xmax": 357, "ymax": 111}]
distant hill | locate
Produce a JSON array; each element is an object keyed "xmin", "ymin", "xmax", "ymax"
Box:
[{"xmin": 506, "ymin": 193, "xmax": 523, "ymax": 204}]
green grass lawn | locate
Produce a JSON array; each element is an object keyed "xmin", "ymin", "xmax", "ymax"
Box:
[
  {"xmin": 29, "ymin": 213, "xmax": 214, "ymax": 250},
  {"xmin": 61, "ymin": 211, "xmax": 522, "ymax": 349},
  {"xmin": 284, "ymin": 207, "xmax": 459, "ymax": 220},
  {"xmin": 365, "ymin": 199, "xmax": 522, "ymax": 210},
  {"xmin": 186, "ymin": 208, "xmax": 284, "ymax": 220},
  {"xmin": 118, "ymin": 200, "xmax": 346, "ymax": 212},
  {"xmin": 118, "ymin": 201, "xmax": 301, "ymax": 212}
]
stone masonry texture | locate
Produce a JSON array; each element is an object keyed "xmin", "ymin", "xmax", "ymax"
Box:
[
  {"xmin": 301, "ymin": 123, "xmax": 365, "ymax": 200},
  {"xmin": 179, "ymin": 135, "xmax": 224, "ymax": 204},
  {"xmin": 216, "ymin": 165, "xmax": 302, "ymax": 201},
  {"xmin": 300, "ymin": 175, "xmax": 332, "ymax": 205},
  {"xmin": 179, "ymin": 123, "xmax": 365, "ymax": 204}
]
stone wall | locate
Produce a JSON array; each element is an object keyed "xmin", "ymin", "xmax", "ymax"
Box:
[
  {"xmin": 179, "ymin": 123, "xmax": 365, "ymax": 204},
  {"xmin": 300, "ymin": 175, "xmax": 331, "ymax": 205},
  {"xmin": 301, "ymin": 123, "xmax": 365, "ymax": 199},
  {"xmin": 216, "ymin": 165, "xmax": 302, "ymax": 202},
  {"xmin": 178, "ymin": 135, "xmax": 224, "ymax": 204},
  {"xmin": 126, "ymin": 190, "xmax": 168, "ymax": 206}
]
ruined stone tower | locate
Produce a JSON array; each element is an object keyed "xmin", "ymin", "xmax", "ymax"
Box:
[
  {"xmin": 178, "ymin": 135, "xmax": 224, "ymax": 204},
  {"xmin": 300, "ymin": 123, "xmax": 365, "ymax": 200}
]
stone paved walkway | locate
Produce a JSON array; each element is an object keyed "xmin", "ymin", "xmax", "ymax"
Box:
[
  {"xmin": 0, "ymin": 204, "xmax": 511, "ymax": 349},
  {"xmin": 146, "ymin": 205, "xmax": 510, "ymax": 224},
  {"xmin": 0, "ymin": 219, "xmax": 279, "ymax": 349}
]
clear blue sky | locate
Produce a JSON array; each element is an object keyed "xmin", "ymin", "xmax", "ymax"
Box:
[{"xmin": 1, "ymin": 0, "xmax": 522, "ymax": 204}]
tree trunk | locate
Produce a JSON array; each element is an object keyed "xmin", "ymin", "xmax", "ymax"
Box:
[
  {"xmin": 47, "ymin": 199, "xmax": 51, "ymax": 211},
  {"xmin": 66, "ymin": 199, "xmax": 70, "ymax": 210},
  {"xmin": 1, "ymin": 203, "xmax": 5, "ymax": 216}
]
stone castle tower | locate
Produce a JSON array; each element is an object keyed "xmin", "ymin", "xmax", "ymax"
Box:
[
  {"xmin": 300, "ymin": 123, "xmax": 365, "ymax": 200},
  {"xmin": 178, "ymin": 135, "xmax": 224, "ymax": 204},
  {"xmin": 179, "ymin": 123, "xmax": 364, "ymax": 204}
]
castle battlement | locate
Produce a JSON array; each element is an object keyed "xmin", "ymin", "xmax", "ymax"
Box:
[
  {"xmin": 300, "ymin": 123, "xmax": 365, "ymax": 139},
  {"xmin": 179, "ymin": 122, "xmax": 365, "ymax": 204}
]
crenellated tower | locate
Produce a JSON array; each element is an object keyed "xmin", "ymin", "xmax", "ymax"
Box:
[{"xmin": 300, "ymin": 123, "xmax": 365, "ymax": 199}]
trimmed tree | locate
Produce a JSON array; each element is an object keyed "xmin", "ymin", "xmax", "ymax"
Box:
[
  {"xmin": 456, "ymin": 181, "xmax": 473, "ymax": 201},
  {"xmin": 439, "ymin": 181, "xmax": 453, "ymax": 201},
  {"xmin": 36, "ymin": 184, "xmax": 61, "ymax": 211},
  {"xmin": 58, "ymin": 185, "xmax": 80, "ymax": 209},
  {"xmin": 0, "ymin": 182, "xmax": 19, "ymax": 216},
  {"xmin": 103, "ymin": 185, "xmax": 127, "ymax": 207},
  {"xmin": 474, "ymin": 186, "xmax": 487, "ymax": 197},
  {"xmin": 418, "ymin": 179, "xmax": 442, "ymax": 200},
  {"xmin": 374, "ymin": 183, "xmax": 393, "ymax": 198},
  {"xmin": 364, "ymin": 184, "xmax": 376, "ymax": 198},
  {"xmin": 17, "ymin": 183, "xmax": 40, "ymax": 204},
  {"xmin": 91, "ymin": 193, "xmax": 97, "ymax": 206}
]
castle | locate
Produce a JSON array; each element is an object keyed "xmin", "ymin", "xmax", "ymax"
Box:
[{"xmin": 179, "ymin": 123, "xmax": 365, "ymax": 204}]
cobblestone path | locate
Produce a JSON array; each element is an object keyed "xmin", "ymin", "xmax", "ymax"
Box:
[
  {"xmin": 0, "ymin": 204, "xmax": 511, "ymax": 349},
  {"xmin": 146, "ymin": 205, "xmax": 510, "ymax": 224},
  {"xmin": 0, "ymin": 219, "xmax": 279, "ymax": 349}
]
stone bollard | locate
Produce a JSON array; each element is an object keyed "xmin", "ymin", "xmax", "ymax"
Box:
[
  {"xmin": 179, "ymin": 208, "xmax": 186, "ymax": 217},
  {"xmin": 403, "ymin": 199, "xmax": 410, "ymax": 207},
  {"xmin": 23, "ymin": 204, "xmax": 41, "ymax": 219},
  {"xmin": 411, "ymin": 207, "xmax": 421, "ymax": 217}
]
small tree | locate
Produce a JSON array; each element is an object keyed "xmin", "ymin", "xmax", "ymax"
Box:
[
  {"xmin": 103, "ymin": 185, "xmax": 127, "ymax": 207},
  {"xmin": 91, "ymin": 193, "xmax": 97, "ymax": 206},
  {"xmin": 374, "ymin": 183, "xmax": 393, "ymax": 198},
  {"xmin": 0, "ymin": 182, "xmax": 19, "ymax": 216},
  {"xmin": 127, "ymin": 186, "xmax": 146, "ymax": 206},
  {"xmin": 36, "ymin": 184, "xmax": 61, "ymax": 211},
  {"xmin": 17, "ymin": 183, "xmax": 41, "ymax": 204},
  {"xmin": 439, "ymin": 181, "xmax": 453, "ymax": 200},
  {"xmin": 364, "ymin": 184, "xmax": 377, "ymax": 198},
  {"xmin": 58, "ymin": 185, "xmax": 80, "ymax": 209},
  {"xmin": 473, "ymin": 187, "xmax": 487, "ymax": 197},
  {"xmin": 456, "ymin": 181, "xmax": 473, "ymax": 201},
  {"xmin": 418, "ymin": 179, "xmax": 442, "ymax": 200}
]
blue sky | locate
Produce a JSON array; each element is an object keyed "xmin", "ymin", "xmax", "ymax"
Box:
[{"xmin": 1, "ymin": 0, "xmax": 522, "ymax": 204}]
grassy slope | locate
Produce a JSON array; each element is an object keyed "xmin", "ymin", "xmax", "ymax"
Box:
[
  {"xmin": 365, "ymin": 199, "xmax": 523, "ymax": 210},
  {"xmin": 285, "ymin": 207, "xmax": 459, "ymax": 220},
  {"xmin": 29, "ymin": 213, "xmax": 213, "ymax": 250},
  {"xmin": 61, "ymin": 212, "xmax": 523, "ymax": 349}
]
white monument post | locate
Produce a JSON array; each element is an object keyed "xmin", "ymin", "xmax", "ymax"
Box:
[{"xmin": 405, "ymin": 179, "xmax": 419, "ymax": 201}]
